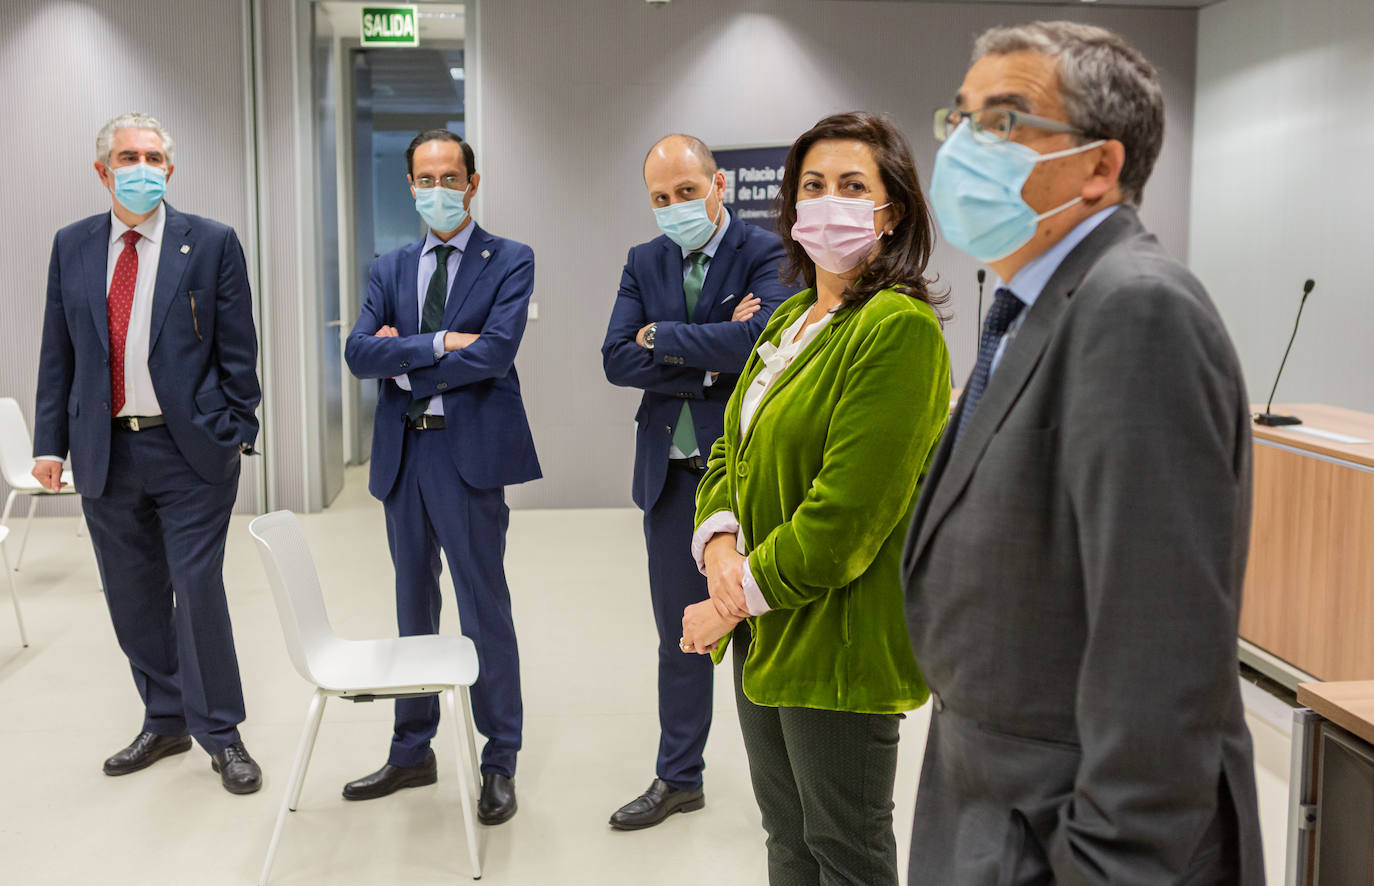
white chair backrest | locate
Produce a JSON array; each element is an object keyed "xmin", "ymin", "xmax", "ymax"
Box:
[
  {"xmin": 248, "ymin": 510, "xmax": 339, "ymax": 686},
  {"xmin": 0, "ymin": 398, "xmax": 35, "ymax": 488}
]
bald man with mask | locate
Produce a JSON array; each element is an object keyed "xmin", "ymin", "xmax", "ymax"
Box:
[{"xmin": 602, "ymin": 134, "xmax": 794, "ymax": 829}]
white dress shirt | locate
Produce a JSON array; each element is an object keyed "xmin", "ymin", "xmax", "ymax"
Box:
[
  {"xmin": 668, "ymin": 209, "xmax": 732, "ymax": 459},
  {"xmin": 110, "ymin": 204, "xmax": 166, "ymax": 417}
]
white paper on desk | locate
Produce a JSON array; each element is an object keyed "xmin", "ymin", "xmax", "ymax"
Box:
[{"xmin": 1286, "ymin": 426, "xmax": 1372, "ymax": 444}]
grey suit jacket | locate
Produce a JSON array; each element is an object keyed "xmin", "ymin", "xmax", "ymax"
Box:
[{"xmin": 902, "ymin": 206, "xmax": 1264, "ymax": 885}]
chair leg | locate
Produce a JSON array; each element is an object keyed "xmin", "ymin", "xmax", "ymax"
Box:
[
  {"xmin": 459, "ymin": 685, "xmax": 481, "ymax": 802},
  {"xmin": 445, "ymin": 688, "xmax": 483, "ymax": 880},
  {"xmin": 0, "ymin": 490, "xmax": 14, "ymax": 534},
  {"xmin": 1, "ymin": 541, "xmax": 27, "ymax": 647},
  {"xmin": 15, "ymin": 496, "xmax": 37, "ymax": 571},
  {"xmin": 260, "ymin": 690, "xmax": 327, "ymax": 886}
]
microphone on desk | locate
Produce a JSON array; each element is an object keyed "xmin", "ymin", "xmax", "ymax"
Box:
[{"xmin": 1254, "ymin": 278, "xmax": 1316, "ymax": 427}]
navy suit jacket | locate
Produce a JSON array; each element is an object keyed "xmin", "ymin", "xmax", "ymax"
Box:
[
  {"xmin": 602, "ymin": 217, "xmax": 794, "ymax": 511},
  {"xmin": 345, "ymin": 223, "xmax": 541, "ymax": 499},
  {"xmin": 34, "ymin": 204, "xmax": 261, "ymax": 496}
]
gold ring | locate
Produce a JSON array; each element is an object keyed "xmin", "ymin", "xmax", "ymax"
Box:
[{"xmin": 679, "ymin": 638, "xmax": 691, "ymax": 651}]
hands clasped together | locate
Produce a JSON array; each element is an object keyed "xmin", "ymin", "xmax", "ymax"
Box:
[{"xmin": 680, "ymin": 533, "xmax": 753, "ymax": 655}]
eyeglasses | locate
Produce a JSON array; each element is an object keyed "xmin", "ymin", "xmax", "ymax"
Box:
[
  {"xmin": 933, "ymin": 107, "xmax": 1086, "ymax": 144},
  {"xmin": 414, "ymin": 174, "xmax": 468, "ymax": 190}
]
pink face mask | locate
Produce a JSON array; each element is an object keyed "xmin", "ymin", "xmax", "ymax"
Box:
[{"xmin": 790, "ymin": 195, "xmax": 891, "ymax": 274}]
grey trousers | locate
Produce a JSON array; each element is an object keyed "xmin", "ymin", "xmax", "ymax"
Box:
[{"xmin": 732, "ymin": 626, "xmax": 903, "ymax": 886}]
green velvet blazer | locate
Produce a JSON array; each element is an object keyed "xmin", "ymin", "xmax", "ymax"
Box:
[{"xmin": 695, "ymin": 287, "xmax": 951, "ymax": 713}]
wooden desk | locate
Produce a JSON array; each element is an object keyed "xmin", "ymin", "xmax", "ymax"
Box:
[
  {"xmin": 1241, "ymin": 403, "xmax": 1374, "ymax": 683},
  {"xmin": 1290, "ymin": 681, "xmax": 1374, "ymax": 885}
]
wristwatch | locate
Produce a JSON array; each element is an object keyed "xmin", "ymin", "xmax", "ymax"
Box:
[{"xmin": 643, "ymin": 322, "xmax": 658, "ymax": 350}]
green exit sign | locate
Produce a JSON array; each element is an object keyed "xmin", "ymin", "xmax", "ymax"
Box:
[{"xmin": 361, "ymin": 5, "xmax": 419, "ymax": 47}]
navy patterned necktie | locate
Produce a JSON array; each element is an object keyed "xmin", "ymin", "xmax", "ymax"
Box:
[{"xmin": 954, "ymin": 287, "xmax": 1025, "ymax": 445}]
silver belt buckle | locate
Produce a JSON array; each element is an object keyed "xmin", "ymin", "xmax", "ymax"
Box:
[{"xmin": 128, "ymin": 417, "xmax": 141, "ymax": 432}]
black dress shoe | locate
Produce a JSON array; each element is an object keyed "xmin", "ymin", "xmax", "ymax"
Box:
[
  {"xmin": 103, "ymin": 731, "xmax": 193, "ymax": 776},
  {"xmin": 478, "ymin": 772, "xmax": 517, "ymax": 825},
  {"xmin": 342, "ymin": 750, "xmax": 437, "ymax": 801},
  {"xmin": 210, "ymin": 741, "xmax": 263, "ymax": 795},
  {"xmin": 609, "ymin": 778, "xmax": 705, "ymax": 830}
]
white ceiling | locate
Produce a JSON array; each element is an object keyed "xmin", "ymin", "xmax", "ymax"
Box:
[{"xmin": 850, "ymin": 0, "xmax": 1223, "ymax": 7}]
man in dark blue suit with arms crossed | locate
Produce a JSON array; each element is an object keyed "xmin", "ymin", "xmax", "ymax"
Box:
[
  {"xmin": 343, "ymin": 130, "xmax": 539, "ymax": 825},
  {"xmin": 33, "ymin": 112, "xmax": 263, "ymax": 794},
  {"xmin": 602, "ymin": 134, "xmax": 792, "ymax": 829}
]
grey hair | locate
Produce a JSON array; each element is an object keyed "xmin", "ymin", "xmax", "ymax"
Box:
[
  {"xmin": 973, "ymin": 21, "xmax": 1163, "ymax": 206},
  {"xmin": 95, "ymin": 112, "xmax": 176, "ymax": 165}
]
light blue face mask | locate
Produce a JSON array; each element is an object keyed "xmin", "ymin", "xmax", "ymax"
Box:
[
  {"xmin": 111, "ymin": 163, "xmax": 167, "ymax": 215},
  {"xmin": 930, "ymin": 122, "xmax": 1104, "ymax": 262},
  {"xmin": 653, "ymin": 191, "xmax": 722, "ymax": 250},
  {"xmin": 415, "ymin": 184, "xmax": 469, "ymax": 233}
]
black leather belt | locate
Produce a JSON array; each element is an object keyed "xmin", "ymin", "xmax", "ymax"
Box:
[
  {"xmin": 113, "ymin": 415, "xmax": 165, "ymax": 431},
  {"xmin": 669, "ymin": 455, "xmax": 706, "ymax": 473},
  {"xmin": 405, "ymin": 414, "xmax": 446, "ymax": 430}
]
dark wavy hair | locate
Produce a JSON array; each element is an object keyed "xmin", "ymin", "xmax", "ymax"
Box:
[{"xmin": 775, "ymin": 112, "xmax": 945, "ymax": 318}]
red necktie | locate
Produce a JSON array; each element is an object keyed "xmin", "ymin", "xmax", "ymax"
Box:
[{"xmin": 107, "ymin": 229, "xmax": 141, "ymax": 416}]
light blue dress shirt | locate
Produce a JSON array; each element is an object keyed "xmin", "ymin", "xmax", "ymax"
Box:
[
  {"xmin": 990, "ymin": 205, "xmax": 1118, "ymax": 376},
  {"xmin": 668, "ymin": 209, "xmax": 731, "ymax": 458},
  {"xmin": 396, "ymin": 222, "xmax": 477, "ymax": 416}
]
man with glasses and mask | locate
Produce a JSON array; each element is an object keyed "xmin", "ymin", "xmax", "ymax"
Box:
[
  {"xmin": 901, "ymin": 22, "xmax": 1264, "ymax": 885},
  {"xmin": 343, "ymin": 129, "xmax": 539, "ymax": 825},
  {"xmin": 33, "ymin": 112, "xmax": 263, "ymax": 794},
  {"xmin": 601, "ymin": 134, "xmax": 792, "ymax": 830}
]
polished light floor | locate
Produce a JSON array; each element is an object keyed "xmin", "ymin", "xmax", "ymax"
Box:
[{"xmin": 1, "ymin": 466, "xmax": 1290, "ymax": 884}]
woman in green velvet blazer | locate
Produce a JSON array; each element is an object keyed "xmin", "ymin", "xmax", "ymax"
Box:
[{"xmin": 681, "ymin": 112, "xmax": 950, "ymax": 885}]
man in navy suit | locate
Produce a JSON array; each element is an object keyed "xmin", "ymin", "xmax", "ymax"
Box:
[
  {"xmin": 342, "ymin": 130, "xmax": 539, "ymax": 825},
  {"xmin": 602, "ymin": 134, "xmax": 793, "ymax": 829},
  {"xmin": 33, "ymin": 112, "xmax": 263, "ymax": 794}
]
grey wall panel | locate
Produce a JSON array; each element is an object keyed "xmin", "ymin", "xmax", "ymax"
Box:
[
  {"xmin": 1191, "ymin": 0, "xmax": 1374, "ymax": 414},
  {"xmin": 478, "ymin": 0, "xmax": 1199, "ymax": 508},
  {"xmin": 0, "ymin": 0, "xmax": 260, "ymax": 515}
]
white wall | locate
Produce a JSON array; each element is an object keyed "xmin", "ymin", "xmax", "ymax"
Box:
[
  {"xmin": 1191, "ymin": 0, "xmax": 1373, "ymax": 415},
  {"xmin": 478, "ymin": 0, "xmax": 1200, "ymax": 508},
  {"xmin": 0, "ymin": 0, "xmax": 261, "ymax": 515}
]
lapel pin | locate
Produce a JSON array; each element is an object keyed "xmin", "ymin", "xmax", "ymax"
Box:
[
  {"xmin": 180, "ymin": 244, "xmax": 191, "ymax": 254},
  {"xmin": 481, "ymin": 249, "xmax": 491, "ymax": 259}
]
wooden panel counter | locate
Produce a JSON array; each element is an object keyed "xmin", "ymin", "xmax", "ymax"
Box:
[{"xmin": 1243, "ymin": 404, "xmax": 1374, "ymax": 682}]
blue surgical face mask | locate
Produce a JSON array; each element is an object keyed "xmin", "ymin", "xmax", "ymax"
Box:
[
  {"xmin": 930, "ymin": 122, "xmax": 1104, "ymax": 262},
  {"xmin": 415, "ymin": 184, "xmax": 469, "ymax": 233},
  {"xmin": 111, "ymin": 163, "xmax": 167, "ymax": 215},
  {"xmin": 653, "ymin": 190, "xmax": 722, "ymax": 250}
]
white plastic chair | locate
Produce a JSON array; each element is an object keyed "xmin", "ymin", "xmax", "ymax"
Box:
[
  {"xmin": 0, "ymin": 397, "xmax": 83, "ymax": 571},
  {"xmin": 0, "ymin": 527, "xmax": 26, "ymax": 647},
  {"xmin": 248, "ymin": 510, "xmax": 484, "ymax": 884}
]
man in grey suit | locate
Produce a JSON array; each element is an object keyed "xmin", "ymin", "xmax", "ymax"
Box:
[{"xmin": 903, "ymin": 22, "xmax": 1264, "ymax": 885}]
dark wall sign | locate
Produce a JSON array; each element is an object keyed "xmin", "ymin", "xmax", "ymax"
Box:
[{"xmin": 714, "ymin": 145, "xmax": 790, "ymax": 225}]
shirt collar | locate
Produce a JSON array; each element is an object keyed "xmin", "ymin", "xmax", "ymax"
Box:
[
  {"xmin": 998, "ymin": 204, "xmax": 1118, "ymax": 309},
  {"xmin": 681, "ymin": 207, "xmax": 731, "ymax": 261},
  {"xmin": 424, "ymin": 220, "xmax": 475, "ymax": 257},
  {"xmin": 109, "ymin": 202, "xmax": 166, "ymax": 247}
]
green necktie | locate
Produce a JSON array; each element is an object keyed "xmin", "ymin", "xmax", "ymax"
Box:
[
  {"xmin": 407, "ymin": 244, "xmax": 455, "ymax": 421},
  {"xmin": 672, "ymin": 252, "xmax": 709, "ymax": 455}
]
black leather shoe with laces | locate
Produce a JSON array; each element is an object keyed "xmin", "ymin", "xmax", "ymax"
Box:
[{"xmin": 210, "ymin": 741, "xmax": 263, "ymax": 795}]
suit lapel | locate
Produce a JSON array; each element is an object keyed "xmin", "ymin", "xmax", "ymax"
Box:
[
  {"xmin": 442, "ymin": 225, "xmax": 494, "ymax": 328},
  {"xmin": 908, "ymin": 207, "xmax": 1143, "ymax": 567},
  {"xmin": 396, "ymin": 241, "xmax": 422, "ymax": 335},
  {"xmin": 738, "ymin": 300, "xmax": 856, "ymax": 455},
  {"xmin": 83, "ymin": 214, "xmax": 113, "ymax": 353},
  {"xmin": 659, "ymin": 238, "xmax": 687, "ymax": 321},
  {"xmin": 149, "ymin": 204, "xmax": 193, "ymax": 352},
  {"xmin": 694, "ymin": 218, "xmax": 744, "ymax": 321}
]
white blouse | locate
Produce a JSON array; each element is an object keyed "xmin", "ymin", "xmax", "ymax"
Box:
[{"xmin": 739, "ymin": 306, "xmax": 834, "ymax": 436}]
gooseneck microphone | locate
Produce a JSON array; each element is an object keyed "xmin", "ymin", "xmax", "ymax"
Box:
[
  {"xmin": 975, "ymin": 269, "xmax": 986, "ymax": 348},
  {"xmin": 1254, "ymin": 278, "xmax": 1316, "ymax": 427}
]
